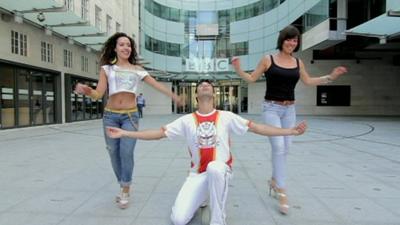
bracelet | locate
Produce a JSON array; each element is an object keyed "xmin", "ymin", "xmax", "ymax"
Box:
[{"xmin": 89, "ymin": 90, "xmax": 102, "ymax": 100}]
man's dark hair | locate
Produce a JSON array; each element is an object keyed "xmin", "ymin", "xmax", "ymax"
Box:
[
  {"xmin": 276, "ymin": 25, "xmax": 301, "ymax": 52},
  {"xmin": 195, "ymin": 79, "xmax": 214, "ymax": 93}
]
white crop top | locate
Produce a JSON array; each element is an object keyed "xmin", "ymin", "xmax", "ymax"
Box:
[{"xmin": 102, "ymin": 65, "xmax": 149, "ymax": 96}]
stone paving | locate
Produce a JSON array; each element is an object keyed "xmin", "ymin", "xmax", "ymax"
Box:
[{"xmin": 1, "ymin": 114, "xmax": 399, "ymax": 225}]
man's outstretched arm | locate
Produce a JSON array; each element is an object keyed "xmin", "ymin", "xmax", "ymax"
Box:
[
  {"xmin": 107, "ymin": 127, "xmax": 167, "ymax": 140},
  {"xmin": 248, "ymin": 121, "xmax": 307, "ymax": 136}
]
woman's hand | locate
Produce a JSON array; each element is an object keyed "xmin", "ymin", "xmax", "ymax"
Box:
[
  {"xmin": 330, "ymin": 66, "xmax": 348, "ymax": 80},
  {"xmin": 74, "ymin": 83, "xmax": 92, "ymax": 95},
  {"xmin": 292, "ymin": 121, "xmax": 307, "ymax": 135},
  {"xmin": 173, "ymin": 95, "xmax": 185, "ymax": 107},
  {"xmin": 231, "ymin": 57, "xmax": 241, "ymax": 71},
  {"xmin": 106, "ymin": 127, "xmax": 125, "ymax": 139}
]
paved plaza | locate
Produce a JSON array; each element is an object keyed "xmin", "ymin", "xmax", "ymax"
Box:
[{"xmin": 1, "ymin": 114, "xmax": 399, "ymax": 225}]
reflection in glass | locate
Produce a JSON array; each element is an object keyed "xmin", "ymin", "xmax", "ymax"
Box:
[
  {"xmin": 0, "ymin": 65, "xmax": 15, "ymax": 128},
  {"xmin": 303, "ymin": 0, "xmax": 329, "ymax": 31},
  {"xmin": 197, "ymin": 11, "xmax": 217, "ymax": 24},
  {"xmin": 31, "ymin": 74, "xmax": 44, "ymax": 125},
  {"xmin": 70, "ymin": 78, "xmax": 103, "ymax": 122},
  {"xmin": 44, "ymin": 75, "xmax": 55, "ymax": 124},
  {"xmin": 17, "ymin": 69, "xmax": 30, "ymax": 126}
]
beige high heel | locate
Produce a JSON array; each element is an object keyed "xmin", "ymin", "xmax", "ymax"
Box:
[{"xmin": 268, "ymin": 179, "xmax": 289, "ymax": 215}]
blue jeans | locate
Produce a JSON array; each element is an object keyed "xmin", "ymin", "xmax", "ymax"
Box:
[
  {"xmin": 103, "ymin": 110, "xmax": 139, "ymax": 187},
  {"xmin": 262, "ymin": 101, "xmax": 296, "ymax": 189}
]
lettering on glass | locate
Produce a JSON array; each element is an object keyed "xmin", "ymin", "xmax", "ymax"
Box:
[{"xmin": 185, "ymin": 58, "xmax": 229, "ymax": 72}]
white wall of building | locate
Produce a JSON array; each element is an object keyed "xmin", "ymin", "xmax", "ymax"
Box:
[
  {"xmin": 136, "ymin": 82, "xmax": 174, "ymax": 115},
  {"xmin": 0, "ymin": 17, "xmax": 99, "ymax": 79},
  {"xmin": 0, "ymin": 0, "xmax": 145, "ymax": 127},
  {"xmin": 248, "ymin": 50, "xmax": 400, "ymax": 116}
]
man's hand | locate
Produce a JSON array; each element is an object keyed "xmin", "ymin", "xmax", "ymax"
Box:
[
  {"xmin": 292, "ymin": 121, "xmax": 307, "ymax": 135},
  {"xmin": 107, "ymin": 127, "xmax": 125, "ymax": 139}
]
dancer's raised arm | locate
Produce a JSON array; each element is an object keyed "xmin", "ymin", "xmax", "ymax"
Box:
[{"xmin": 107, "ymin": 127, "xmax": 166, "ymax": 140}]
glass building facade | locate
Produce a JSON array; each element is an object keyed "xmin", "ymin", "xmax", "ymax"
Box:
[
  {"xmin": 139, "ymin": 0, "xmax": 321, "ymax": 113},
  {"xmin": 139, "ymin": 0, "xmax": 323, "ymax": 80}
]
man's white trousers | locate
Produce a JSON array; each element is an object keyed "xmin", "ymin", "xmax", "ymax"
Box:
[{"xmin": 171, "ymin": 161, "xmax": 232, "ymax": 225}]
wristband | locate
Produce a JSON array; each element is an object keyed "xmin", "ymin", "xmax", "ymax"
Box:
[{"xmin": 89, "ymin": 90, "xmax": 102, "ymax": 100}]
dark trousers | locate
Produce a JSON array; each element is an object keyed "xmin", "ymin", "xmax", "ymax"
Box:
[{"xmin": 137, "ymin": 104, "xmax": 144, "ymax": 118}]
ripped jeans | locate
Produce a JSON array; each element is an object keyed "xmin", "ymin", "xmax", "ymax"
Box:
[{"xmin": 103, "ymin": 109, "xmax": 139, "ymax": 187}]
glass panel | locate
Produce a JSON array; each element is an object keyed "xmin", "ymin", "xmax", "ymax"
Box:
[
  {"xmin": 76, "ymin": 93, "xmax": 84, "ymax": 120},
  {"xmin": 160, "ymin": 4, "xmax": 169, "ymax": 19},
  {"xmin": 197, "ymin": 11, "xmax": 217, "ymax": 24},
  {"xmin": 88, "ymin": 82, "xmax": 98, "ymax": 119},
  {"xmin": 0, "ymin": 65, "xmax": 15, "ymax": 128},
  {"xmin": 170, "ymin": 7, "xmax": 180, "ymax": 22},
  {"xmin": 71, "ymin": 92, "xmax": 77, "ymax": 121},
  {"xmin": 240, "ymin": 85, "xmax": 248, "ymax": 113},
  {"xmin": 17, "ymin": 69, "xmax": 30, "ymax": 126},
  {"xmin": 304, "ymin": 0, "xmax": 329, "ymax": 31},
  {"xmin": 177, "ymin": 85, "xmax": 192, "ymax": 113},
  {"xmin": 235, "ymin": 6, "xmax": 246, "ymax": 21},
  {"xmin": 153, "ymin": 1, "xmax": 161, "ymax": 17},
  {"xmin": 44, "ymin": 75, "xmax": 55, "ymax": 124},
  {"xmin": 31, "ymin": 73, "xmax": 44, "ymax": 125},
  {"xmin": 229, "ymin": 86, "xmax": 238, "ymax": 113},
  {"xmin": 70, "ymin": 77, "xmax": 102, "ymax": 121},
  {"xmin": 202, "ymin": 41, "xmax": 215, "ymax": 58},
  {"xmin": 214, "ymin": 86, "xmax": 222, "ymax": 110},
  {"xmin": 84, "ymin": 96, "xmax": 91, "ymax": 119},
  {"xmin": 215, "ymin": 85, "xmax": 239, "ymax": 113}
]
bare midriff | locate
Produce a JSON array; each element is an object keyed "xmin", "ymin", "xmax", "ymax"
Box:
[{"xmin": 106, "ymin": 92, "xmax": 137, "ymax": 110}]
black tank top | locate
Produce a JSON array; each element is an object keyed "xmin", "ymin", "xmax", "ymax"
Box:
[{"xmin": 264, "ymin": 55, "xmax": 300, "ymax": 101}]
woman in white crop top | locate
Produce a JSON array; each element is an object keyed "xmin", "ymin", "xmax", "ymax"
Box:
[{"xmin": 74, "ymin": 32, "xmax": 182, "ymax": 209}]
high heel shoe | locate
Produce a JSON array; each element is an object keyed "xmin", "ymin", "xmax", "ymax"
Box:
[
  {"xmin": 276, "ymin": 192, "xmax": 289, "ymax": 215},
  {"xmin": 268, "ymin": 179, "xmax": 278, "ymax": 198},
  {"xmin": 268, "ymin": 179, "xmax": 289, "ymax": 215}
]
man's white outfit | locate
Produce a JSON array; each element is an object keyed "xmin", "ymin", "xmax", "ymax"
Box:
[{"xmin": 163, "ymin": 110, "xmax": 251, "ymax": 225}]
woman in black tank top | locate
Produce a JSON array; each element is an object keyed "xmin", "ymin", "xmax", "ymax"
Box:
[{"xmin": 232, "ymin": 25, "xmax": 347, "ymax": 215}]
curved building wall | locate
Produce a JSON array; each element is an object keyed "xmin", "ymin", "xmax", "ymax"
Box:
[
  {"xmin": 140, "ymin": 0, "xmax": 400, "ymax": 116},
  {"xmin": 140, "ymin": 0, "xmax": 321, "ymax": 75}
]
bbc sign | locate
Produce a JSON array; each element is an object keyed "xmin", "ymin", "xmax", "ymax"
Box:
[{"xmin": 185, "ymin": 58, "xmax": 229, "ymax": 72}]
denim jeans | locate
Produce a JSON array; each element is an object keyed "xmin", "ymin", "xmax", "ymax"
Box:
[
  {"xmin": 103, "ymin": 110, "xmax": 139, "ymax": 187},
  {"xmin": 262, "ymin": 101, "xmax": 296, "ymax": 189}
]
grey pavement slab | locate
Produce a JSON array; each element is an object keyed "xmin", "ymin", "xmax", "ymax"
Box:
[{"xmin": 1, "ymin": 115, "xmax": 400, "ymax": 225}]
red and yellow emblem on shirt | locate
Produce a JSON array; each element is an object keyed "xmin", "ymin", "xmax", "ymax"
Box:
[{"xmin": 193, "ymin": 110, "xmax": 232, "ymax": 173}]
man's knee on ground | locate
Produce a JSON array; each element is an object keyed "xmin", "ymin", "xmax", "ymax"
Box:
[{"xmin": 171, "ymin": 211, "xmax": 191, "ymax": 225}]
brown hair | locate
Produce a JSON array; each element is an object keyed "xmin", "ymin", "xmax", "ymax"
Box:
[
  {"xmin": 99, "ymin": 32, "xmax": 139, "ymax": 65},
  {"xmin": 276, "ymin": 25, "xmax": 300, "ymax": 52}
]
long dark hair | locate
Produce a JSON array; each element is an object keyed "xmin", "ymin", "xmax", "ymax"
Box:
[
  {"xmin": 276, "ymin": 25, "xmax": 300, "ymax": 52},
  {"xmin": 99, "ymin": 32, "xmax": 138, "ymax": 66}
]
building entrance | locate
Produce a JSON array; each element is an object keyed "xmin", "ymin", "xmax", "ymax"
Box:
[
  {"xmin": 0, "ymin": 63, "xmax": 57, "ymax": 129},
  {"xmin": 175, "ymin": 80, "xmax": 243, "ymax": 114}
]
